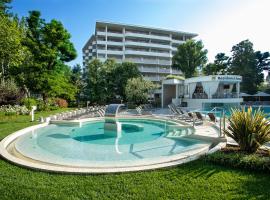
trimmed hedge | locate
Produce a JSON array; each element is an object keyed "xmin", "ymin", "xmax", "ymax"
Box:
[
  {"xmin": 205, "ymin": 149, "xmax": 270, "ymax": 172},
  {"xmin": 165, "ymin": 74, "xmax": 185, "ymax": 80}
]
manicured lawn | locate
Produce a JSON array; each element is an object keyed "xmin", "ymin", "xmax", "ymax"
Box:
[
  {"xmin": 0, "ymin": 110, "xmax": 270, "ymax": 199},
  {"xmin": 0, "ymin": 159, "xmax": 269, "ymax": 200},
  {"xmin": 0, "ymin": 108, "xmax": 73, "ymax": 140}
]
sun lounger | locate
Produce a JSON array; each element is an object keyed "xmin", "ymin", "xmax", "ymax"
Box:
[
  {"xmin": 136, "ymin": 106, "xmax": 152, "ymax": 115},
  {"xmin": 195, "ymin": 112, "xmax": 204, "ymax": 121},
  {"xmin": 207, "ymin": 112, "xmax": 218, "ymax": 123}
]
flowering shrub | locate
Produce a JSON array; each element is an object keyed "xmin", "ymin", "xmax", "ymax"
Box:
[
  {"xmin": 55, "ymin": 98, "xmax": 68, "ymax": 108},
  {"xmin": 0, "ymin": 105, "xmax": 29, "ymax": 115}
]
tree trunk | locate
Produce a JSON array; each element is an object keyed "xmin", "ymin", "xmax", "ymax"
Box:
[{"xmin": 1, "ymin": 60, "xmax": 5, "ymax": 83}]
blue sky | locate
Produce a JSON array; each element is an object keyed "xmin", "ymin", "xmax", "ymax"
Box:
[{"xmin": 11, "ymin": 0, "xmax": 270, "ymax": 67}]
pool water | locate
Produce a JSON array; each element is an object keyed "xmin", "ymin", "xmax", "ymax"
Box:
[
  {"xmin": 15, "ymin": 118, "xmax": 208, "ymax": 167},
  {"xmin": 199, "ymin": 105, "xmax": 270, "ymax": 118}
]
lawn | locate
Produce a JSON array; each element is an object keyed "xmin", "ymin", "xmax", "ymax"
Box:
[
  {"xmin": 0, "ymin": 110, "xmax": 270, "ymax": 200},
  {"xmin": 0, "ymin": 108, "xmax": 73, "ymax": 140}
]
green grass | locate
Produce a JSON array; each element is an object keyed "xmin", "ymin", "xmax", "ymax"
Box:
[
  {"xmin": 0, "ymin": 159, "xmax": 269, "ymax": 200},
  {"xmin": 0, "ymin": 109, "xmax": 270, "ymax": 199},
  {"xmin": 0, "ymin": 108, "xmax": 73, "ymax": 140}
]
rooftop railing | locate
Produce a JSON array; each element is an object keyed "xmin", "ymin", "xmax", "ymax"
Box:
[{"xmin": 191, "ymin": 92, "xmax": 239, "ymax": 99}]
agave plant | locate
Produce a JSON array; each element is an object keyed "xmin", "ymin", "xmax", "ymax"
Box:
[{"xmin": 224, "ymin": 107, "xmax": 270, "ymax": 153}]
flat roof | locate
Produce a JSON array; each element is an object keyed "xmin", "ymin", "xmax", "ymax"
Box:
[
  {"xmin": 185, "ymin": 75, "xmax": 242, "ymax": 84},
  {"xmin": 96, "ymin": 21, "xmax": 198, "ymax": 37}
]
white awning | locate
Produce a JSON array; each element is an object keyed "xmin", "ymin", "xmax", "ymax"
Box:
[
  {"xmin": 253, "ymin": 91, "xmax": 270, "ymax": 97},
  {"xmin": 240, "ymin": 92, "xmax": 251, "ymax": 97}
]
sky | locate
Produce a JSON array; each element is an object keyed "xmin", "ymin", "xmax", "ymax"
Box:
[{"xmin": 10, "ymin": 0, "xmax": 270, "ymax": 67}]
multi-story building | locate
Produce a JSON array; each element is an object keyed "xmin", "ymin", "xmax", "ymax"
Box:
[{"xmin": 83, "ymin": 21, "xmax": 197, "ymax": 83}]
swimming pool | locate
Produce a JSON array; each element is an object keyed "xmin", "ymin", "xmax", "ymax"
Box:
[
  {"xmin": 198, "ymin": 105, "xmax": 270, "ymax": 118},
  {"xmin": 1, "ymin": 117, "xmax": 215, "ymax": 172}
]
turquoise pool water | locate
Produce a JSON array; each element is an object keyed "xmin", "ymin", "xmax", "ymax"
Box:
[
  {"xmin": 198, "ymin": 106, "xmax": 270, "ymax": 118},
  {"xmin": 15, "ymin": 118, "xmax": 208, "ymax": 167}
]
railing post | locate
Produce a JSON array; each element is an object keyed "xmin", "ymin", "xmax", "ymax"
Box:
[
  {"xmin": 219, "ymin": 112, "xmax": 222, "ymax": 137},
  {"xmin": 223, "ymin": 110, "xmax": 226, "ymax": 137}
]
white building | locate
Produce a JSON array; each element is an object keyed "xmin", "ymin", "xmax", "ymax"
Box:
[
  {"xmin": 83, "ymin": 21, "xmax": 197, "ymax": 83},
  {"xmin": 162, "ymin": 75, "xmax": 243, "ymax": 109}
]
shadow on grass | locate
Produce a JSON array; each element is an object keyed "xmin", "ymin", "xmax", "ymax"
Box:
[{"xmin": 179, "ymin": 160, "xmax": 270, "ymax": 199}]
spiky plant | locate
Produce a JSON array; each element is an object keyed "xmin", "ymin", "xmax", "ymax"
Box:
[{"xmin": 224, "ymin": 107, "xmax": 270, "ymax": 153}]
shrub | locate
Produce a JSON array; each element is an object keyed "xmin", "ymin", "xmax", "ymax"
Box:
[
  {"xmin": 0, "ymin": 79, "xmax": 23, "ymax": 105},
  {"xmin": 0, "ymin": 105, "xmax": 29, "ymax": 115},
  {"xmin": 165, "ymin": 75, "xmax": 185, "ymax": 81},
  {"xmin": 21, "ymin": 98, "xmax": 37, "ymax": 110},
  {"xmin": 55, "ymin": 98, "xmax": 68, "ymax": 108},
  {"xmin": 224, "ymin": 107, "xmax": 270, "ymax": 153},
  {"xmin": 36, "ymin": 100, "xmax": 49, "ymax": 111},
  {"xmin": 125, "ymin": 77, "xmax": 157, "ymax": 105},
  {"xmin": 205, "ymin": 149, "xmax": 270, "ymax": 172}
]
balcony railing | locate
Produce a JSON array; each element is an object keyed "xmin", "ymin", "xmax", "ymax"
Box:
[
  {"xmin": 124, "ymin": 41, "xmax": 171, "ymax": 50},
  {"xmin": 212, "ymin": 92, "xmax": 239, "ymax": 99},
  {"xmin": 125, "ymin": 50, "xmax": 171, "ymax": 57},
  {"xmin": 192, "ymin": 92, "xmax": 239, "ymax": 99},
  {"xmin": 125, "ymin": 32, "xmax": 171, "ymax": 41},
  {"xmin": 139, "ymin": 67, "xmax": 158, "ymax": 73},
  {"xmin": 172, "ymin": 69, "xmax": 181, "ymax": 74}
]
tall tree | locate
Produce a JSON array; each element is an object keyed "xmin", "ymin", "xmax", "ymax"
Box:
[
  {"xmin": 0, "ymin": 0, "xmax": 12, "ymax": 15},
  {"xmin": 71, "ymin": 64, "xmax": 83, "ymax": 104},
  {"xmin": 255, "ymin": 51, "xmax": 270, "ymax": 70},
  {"xmin": 203, "ymin": 53, "xmax": 229, "ymax": 75},
  {"xmin": 229, "ymin": 40, "xmax": 264, "ymax": 94},
  {"xmin": 0, "ymin": 15, "xmax": 27, "ymax": 81},
  {"xmin": 125, "ymin": 77, "xmax": 157, "ymax": 105},
  {"xmin": 83, "ymin": 59, "xmax": 103, "ymax": 103},
  {"xmin": 83, "ymin": 59, "xmax": 142, "ymax": 104},
  {"xmin": 125, "ymin": 77, "xmax": 158, "ymax": 105},
  {"xmin": 113, "ymin": 62, "xmax": 141, "ymax": 100},
  {"xmin": 18, "ymin": 11, "xmax": 77, "ymax": 102},
  {"xmin": 98, "ymin": 59, "xmax": 118, "ymax": 103},
  {"xmin": 172, "ymin": 40, "xmax": 208, "ymax": 78},
  {"xmin": 203, "ymin": 63, "xmax": 217, "ymax": 76}
]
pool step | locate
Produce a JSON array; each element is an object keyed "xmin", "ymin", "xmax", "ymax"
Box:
[{"xmin": 166, "ymin": 126, "xmax": 194, "ymax": 138}]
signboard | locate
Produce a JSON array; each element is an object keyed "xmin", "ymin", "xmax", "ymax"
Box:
[{"xmin": 213, "ymin": 75, "xmax": 242, "ymax": 81}]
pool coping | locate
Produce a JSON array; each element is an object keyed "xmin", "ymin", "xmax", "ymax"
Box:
[{"xmin": 0, "ymin": 117, "xmax": 224, "ymax": 174}]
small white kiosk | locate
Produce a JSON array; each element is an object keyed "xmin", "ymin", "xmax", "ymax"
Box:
[{"xmin": 162, "ymin": 75, "xmax": 243, "ymax": 109}]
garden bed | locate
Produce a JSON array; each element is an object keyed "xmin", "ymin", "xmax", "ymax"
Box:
[{"xmin": 205, "ymin": 145, "xmax": 270, "ymax": 172}]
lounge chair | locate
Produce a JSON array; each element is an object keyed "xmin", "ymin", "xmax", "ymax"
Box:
[
  {"xmin": 168, "ymin": 104, "xmax": 192, "ymax": 121},
  {"xmin": 195, "ymin": 112, "xmax": 204, "ymax": 121},
  {"xmin": 208, "ymin": 112, "xmax": 218, "ymax": 123},
  {"xmin": 136, "ymin": 106, "xmax": 152, "ymax": 115},
  {"xmin": 187, "ymin": 112, "xmax": 204, "ymax": 125}
]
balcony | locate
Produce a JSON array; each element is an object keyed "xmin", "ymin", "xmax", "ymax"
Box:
[
  {"xmin": 125, "ymin": 50, "xmax": 171, "ymax": 58},
  {"xmin": 125, "ymin": 32, "xmax": 171, "ymax": 41},
  {"xmin": 172, "ymin": 69, "xmax": 182, "ymax": 75},
  {"xmin": 107, "ymin": 32, "xmax": 123, "ymax": 37},
  {"xmin": 159, "ymin": 60, "xmax": 172, "ymax": 65},
  {"xmin": 97, "ymin": 49, "xmax": 123, "ymax": 55},
  {"xmin": 159, "ymin": 68, "xmax": 171, "ymax": 73},
  {"xmin": 125, "ymin": 41, "xmax": 171, "ymax": 50},
  {"xmin": 171, "ymin": 47, "xmax": 178, "ymax": 51},
  {"xmin": 138, "ymin": 66, "xmax": 158, "ymax": 73},
  {"xmin": 96, "ymin": 31, "xmax": 106, "ymax": 36},
  {"xmin": 144, "ymin": 76, "xmax": 160, "ymax": 82},
  {"xmin": 172, "ymin": 39, "xmax": 184, "ymax": 45},
  {"xmin": 124, "ymin": 58, "xmax": 171, "ymax": 66},
  {"xmin": 96, "ymin": 31, "xmax": 123, "ymax": 38},
  {"xmin": 212, "ymin": 92, "xmax": 239, "ymax": 99},
  {"xmin": 192, "ymin": 92, "xmax": 239, "ymax": 99}
]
